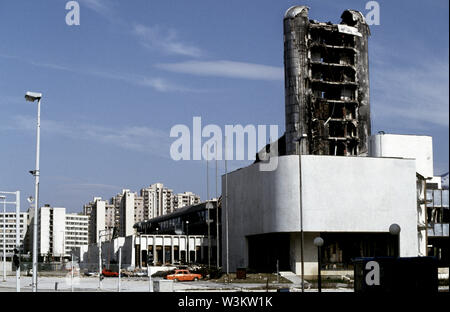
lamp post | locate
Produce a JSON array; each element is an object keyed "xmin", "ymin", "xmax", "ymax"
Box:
[
  {"xmin": 98, "ymin": 230, "xmax": 108, "ymax": 290},
  {"xmin": 389, "ymin": 223, "xmax": 401, "ymax": 257},
  {"xmin": 71, "ymin": 250, "xmax": 74, "ymax": 292},
  {"xmin": 206, "ymin": 202, "xmax": 214, "ymax": 269},
  {"xmin": 1, "ymin": 195, "xmax": 6, "ymax": 282},
  {"xmin": 118, "ymin": 247, "xmax": 122, "ymax": 292},
  {"xmin": 313, "ymin": 237, "xmax": 324, "ymax": 293},
  {"xmin": 60, "ymin": 230, "xmax": 65, "ymax": 265},
  {"xmin": 185, "ymin": 221, "xmax": 189, "ymax": 264},
  {"xmin": 25, "ymin": 91, "xmax": 42, "ymax": 293},
  {"xmin": 294, "ymin": 133, "xmax": 307, "ymax": 292}
]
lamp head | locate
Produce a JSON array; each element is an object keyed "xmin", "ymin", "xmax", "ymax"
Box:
[
  {"xmin": 25, "ymin": 91, "xmax": 42, "ymax": 102},
  {"xmin": 389, "ymin": 223, "xmax": 401, "ymax": 235},
  {"xmin": 313, "ymin": 237, "xmax": 324, "ymax": 247},
  {"xmin": 27, "ymin": 196, "xmax": 34, "ymax": 203}
]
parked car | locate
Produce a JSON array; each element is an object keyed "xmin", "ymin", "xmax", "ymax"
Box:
[
  {"xmin": 102, "ymin": 269, "xmax": 119, "ymax": 277},
  {"xmin": 166, "ymin": 269, "xmax": 202, "ymax": 282},
  {"xmin": 84, "ymin": 271, "xmax": 99, "ymax": 277}
]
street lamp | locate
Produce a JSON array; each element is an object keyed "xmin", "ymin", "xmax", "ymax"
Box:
[
  {"xmin": 1, "ymin": 195, "xmax": 6, "ymax": 282},
  {"xmin": 294, "ymin": 133, "xmax": 307, "ymax": 292},
  {"xmin": 25, "ymin": 91, "xmax": 42, "ymax": 293},
  {"xmin": 185, "ymin": 221, "xmax": 189, "ymax": 264},
  {"xmin": 389, "ymin": 223, "xmax": 401, "ymax": 257},
  {"xmin": 206, "ymin": 202, "xmax": 214, "ymax": 269},
  {"xmin": 313, "ymin": 237, "xmax": 324, "ymax": 293}
]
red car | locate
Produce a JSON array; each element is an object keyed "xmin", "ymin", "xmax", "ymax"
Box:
[
  {"xmin": 166, "ymin": 269, "xmax": 202, "ymax": 282},
  {"xmin": 102, "ymin": 269, "xmax": 119, "ymax": 277}
]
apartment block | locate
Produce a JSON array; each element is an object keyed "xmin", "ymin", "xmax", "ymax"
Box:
[
  {"xmin": 140, "ymin": 183, "xmax": 175, "ymax": 219},
  {"xmin": 26, "ymin": 205, "xmax": 88, "ymax": 260},
  {"xmin": 174, "ymin": 192, "xmax": 201, "ymax": 210},
  {"xmin": 0, "ymin": 212, "xmax": 28, "ymax": 259},
  {"xmin": 86, "ymin": 197, "xmax": 115, "ymax": 244}
]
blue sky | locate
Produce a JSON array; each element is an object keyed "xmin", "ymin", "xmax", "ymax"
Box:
[{"xmin": 0, "ymin": 0, "xmax": 448, "ymax": 213}]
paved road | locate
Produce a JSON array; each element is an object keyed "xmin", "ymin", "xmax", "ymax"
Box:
[{"xmin": 0, "ymin": 275, "xmax": 352, "ymax": 292}]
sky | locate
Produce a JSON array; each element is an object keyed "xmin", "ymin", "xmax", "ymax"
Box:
[{"xmin": 0, "ymin": 0, "xmax": 448, "ymax": 213}]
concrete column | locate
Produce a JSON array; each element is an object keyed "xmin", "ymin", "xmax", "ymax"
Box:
[
  {"xmin": 201, "ymin": 241, "xmax": 204, "ymax": 263},
  {"xmin": 162, "ymin": 235, "xmax": 166, "ymax": 264},
  {"xmin": 139, "ymin": 235, "xmax": 142, "ymax": 268},
  {"xmin": 153, "ymin": 236, "xmax": 156, "ymax": 266},
  {"xmin": 171, "ymin": 236, "xmax": 175, "ymax": 264},
  {"xmin": 194, "ymin": 237, "xmax": 197, "ymax": 263}
]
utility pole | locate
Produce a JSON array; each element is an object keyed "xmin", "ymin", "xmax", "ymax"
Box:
[
  {"xmin": 224, "ymin": 136, "xmax": 229, "ymax": 276},
  {"xmin": 2, "ymin": 195, "xmax": 6, "ymax": 283},
  {"xmin": 206, "ymin": 144, "xmax": 211, "ymax": 268},
  {"xmin": 216, "ymin": 145, "xmax": 220, "ymax": 269},
  {"xmin": 15, "ymin": 191, "xmax": 20, "ymax": 292},
  {"xmin": 98, "ymin": 237, "xmax": 102, "ymax": 290},
  {"xmin": 71, "ymin": 252, "xmax": 74, "ymax": 292},
  {"xmin": 118, "ymin": 247, "xmax": 121, "ymax": 292},
  {"xmin": 25, "ymin": 92, "xmax": 43, "ymax": 293}
]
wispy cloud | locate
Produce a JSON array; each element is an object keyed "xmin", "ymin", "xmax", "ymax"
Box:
[
  {"xmin": 0, "ymin": 53, "xmax": 197, "ymax": 93},
  {"xmin": 156, "ymin": 60, "xmax": 284, "ymax": 81},
  {"xmin": 371, "ymin": 54, "xmax": 449, "ymax": 128},
  {"xmin": 133, "ymin": 24, "xmax": 203, "ymax": 58},
  {"xmin": 78, "ymin": 0, "xmax": 115, "ymax": 19},
  {"xmin": 8, "ymin": 115, "xmax": 172, "ymax": 158}
]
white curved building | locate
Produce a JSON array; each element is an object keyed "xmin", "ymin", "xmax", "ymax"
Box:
[{"xmin": 222, "ymin": 154, "xmax": 418, "ymax": 276}]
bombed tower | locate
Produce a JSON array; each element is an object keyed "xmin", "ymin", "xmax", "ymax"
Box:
[{"xmin": 284, "ymin": 6, "xmax": 371, "ymax": 156}]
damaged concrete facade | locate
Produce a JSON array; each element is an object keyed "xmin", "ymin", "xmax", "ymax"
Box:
[{"xmin": 284, "ymin": 6, "xmax": 371, "ymax": 156}]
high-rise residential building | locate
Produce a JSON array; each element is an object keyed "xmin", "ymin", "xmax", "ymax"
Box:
[
  {"xmin": 0, "ymin": 212, "xmax": 28, "ymax": 259},
  {"xmin": 86, "ymin": 197, "xmax": 115, "ymax": 244},
  {"xmin": 26, "ymin": 205, "xmax": 88, "ymax": 261},
  {"xmin": 84, "ymin": 184, "xmax": 201, "ymax": 242},
  {"xmin": 140, "ymin": 183, "xmax": 175, "ymax": 219},
  {"xmin": 119, "ymin": 189, "xmax": 135, "ymax": 237},
  {"xmin": 283, "ymin": 6, "xmax": 371, "ymax": 156},
  {"xmin": 65, "ymin": 213, "xmax": 89, "ymax": 254},
  {"xmin": 174, "ymin": 192, "xmax": 201, "ymax": 210},
  {"xmin": 134, "ymin": 194, "xmax": 145, "ymax": 223}
]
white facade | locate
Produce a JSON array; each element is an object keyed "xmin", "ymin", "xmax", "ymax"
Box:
[
  {"xmin": 370, "ymin": 133, "xmax": 448, "ymax": 257},
  {"xmin": 88, "ymin": 198, "xmax": 106, "ymax": 244},
  {"xmin": 140, "ymin": 183, "xmax": 175, "ymax": 219},
  {"xmin": 32, "ymin": 206, "xmax": 88, "ymax": 259},
  {"xmin": 82, "ymin": 234, "xmax": 210, "ymax": 270},
  {"xmin": 0, "ymin": 212, "xmax": 28, "ymax": 257},
  {"xmin": 369, "ymin": 134, "xmax": 434, "ymax": 178},
  {"xmin": 65, "ymin": 214, "xmax": 89, "ymax": 252},
  {"xmin": 222, "ymin": 155, "xmax": 418, "ymax": 275},
  {"xmin": 119, "ymin": 190, "xmax": 135, "ymax": 237},
  {"xmin": 174, "ymin": 192, "xmax": 201, "ymax": 210}
]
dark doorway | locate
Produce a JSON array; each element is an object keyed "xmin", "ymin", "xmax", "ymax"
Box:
[
  {"xmin": 320, "ymin": 232, "xmax": 398, "ymax": 270},
  {"xmin": 247, "ymin": 233, "xmax": 290, "ymax": 272}
]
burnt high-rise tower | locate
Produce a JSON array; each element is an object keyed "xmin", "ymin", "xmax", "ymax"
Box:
[{"xmin": 284, "ymin": 6, "xmax": 371, "ymax": 156}]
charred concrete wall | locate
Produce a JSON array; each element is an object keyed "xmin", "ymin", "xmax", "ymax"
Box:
[{"xmin": 284, "ymin": 7, "xmax": 371, "ymax": 156}]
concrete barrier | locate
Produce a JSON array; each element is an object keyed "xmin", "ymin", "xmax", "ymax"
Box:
[{"xmin": 153, "ymin": 279, "xmax": 174, "ymax": 292}]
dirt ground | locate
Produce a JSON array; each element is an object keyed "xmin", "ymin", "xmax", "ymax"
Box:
[{"xmin": 209, "ymin": 273, "xmax": 292, "ymax": 284}]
